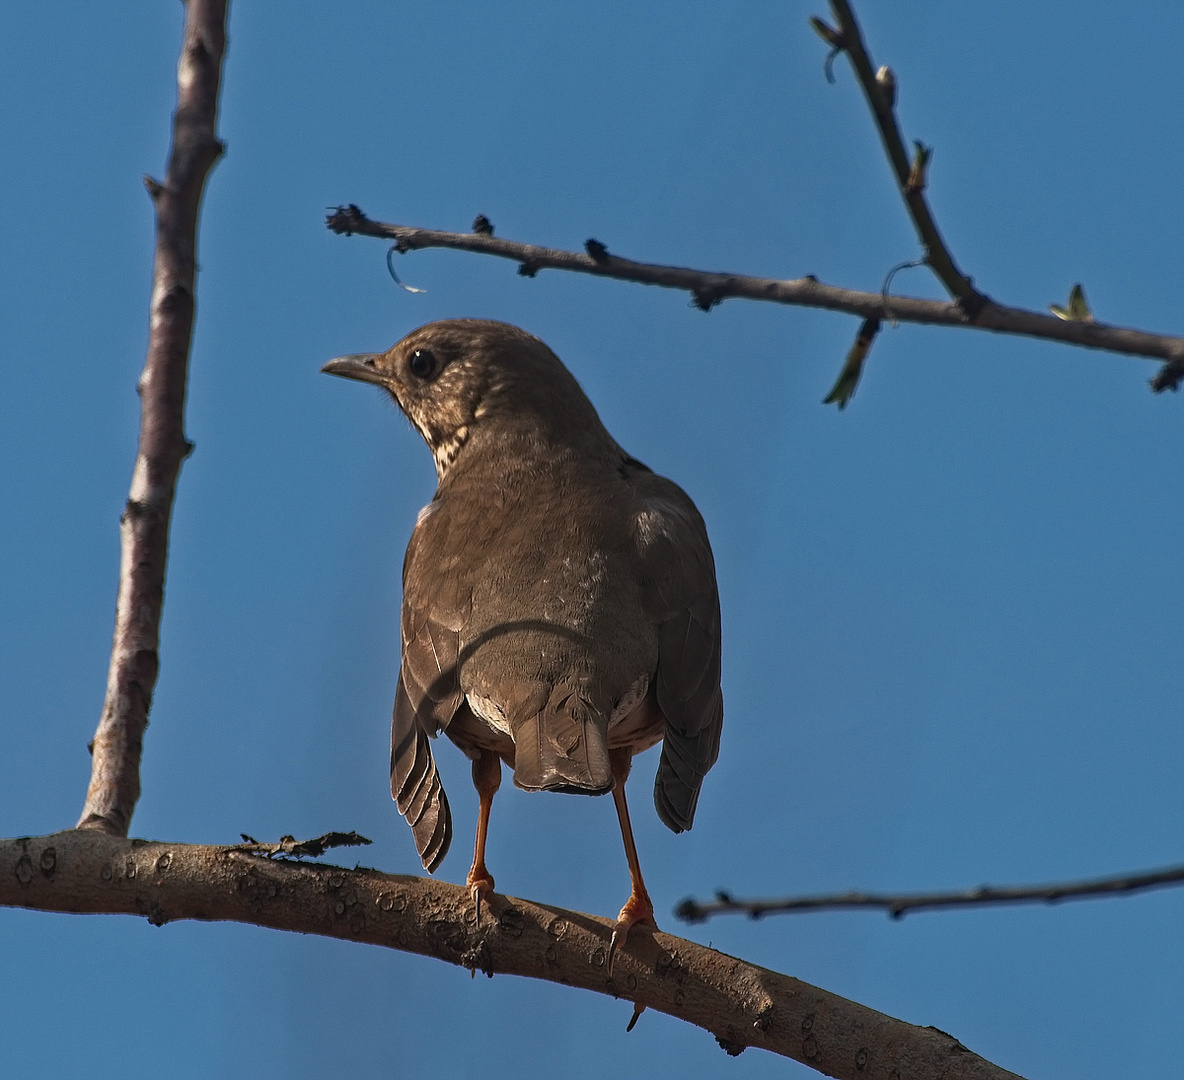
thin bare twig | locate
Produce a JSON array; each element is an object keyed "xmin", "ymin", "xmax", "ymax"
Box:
[
  {"xmin": 1, "ymin": 831, "xmax": 1026, "ymax": 1080},
  {"xmin": 77, "ymin": 0, "xmax": 228, "ymax": 835},
  {"xmin": 233, "ymin": 831, "xmax": 372, "ymax": 860},
  {"xmin": 823, "ymin": 0, "xmax": 988, "ymax": 316},
  {"xmin": 325, "ymin": 206, "xmax": 1184, "ymax": 376},
  {"xmin": 675, "ymin": 862, "xmax": 1184, "ymax": 923}
]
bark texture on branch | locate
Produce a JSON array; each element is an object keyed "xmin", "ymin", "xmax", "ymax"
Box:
[
  {"xmin": 1, "ymin": 831, "xmax": 1025, "ymax": 1080},
  {"xmin": 78, "ymin": 0, "xmax": 228, "ymax": 835}
]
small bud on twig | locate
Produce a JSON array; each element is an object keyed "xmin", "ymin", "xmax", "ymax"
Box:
[
  {"xmin": 1048, "ymin": 283, "xmax": 1094, "ymax": 322},
  {"xmin": 905, "ymin": 141, "xmax": 932, "ymax": 195},
  {"xmin": 823, "ymin": 316, "xmax": 881, "ymax": 410}
]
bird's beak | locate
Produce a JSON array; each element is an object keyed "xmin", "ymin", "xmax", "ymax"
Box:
[{"xmin": 321, "ymin": 353, "xmax": 387, "ymax": 386}]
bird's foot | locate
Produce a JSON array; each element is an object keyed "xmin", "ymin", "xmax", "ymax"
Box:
[
  {"xmin": 466, "ymin": 867, "xmax": 496, "ymax": 928},
  {"xmin": 607, "ymin": 891, "xmax": 656, "ymax": 976}
]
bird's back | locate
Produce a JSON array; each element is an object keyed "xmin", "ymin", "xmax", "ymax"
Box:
[{"xmin": 407, "ymin": 440, "xmax": 660, "ymax": 794}]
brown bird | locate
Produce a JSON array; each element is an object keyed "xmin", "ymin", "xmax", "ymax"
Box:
[{"xmin": 323, "ymin": 319, "xmax": 722, "ymax": 961}]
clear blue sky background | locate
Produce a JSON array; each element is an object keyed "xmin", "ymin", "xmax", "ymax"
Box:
[{"xmin": 3, "ymin": 3, "xmax": 1183, "ymax": 1077}]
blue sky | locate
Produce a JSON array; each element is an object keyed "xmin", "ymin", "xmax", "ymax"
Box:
[{"xmin": 3, "ymin": 3, "xmax": 1184, "ymax": 1078}]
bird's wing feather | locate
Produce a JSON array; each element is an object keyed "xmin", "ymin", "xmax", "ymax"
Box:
[
  {"xmin": 389, "ymin": 505, "xmax": 468, "ymax": 872},
  {"xmin": 400, "ymin": 510, "xmax": 468, "ymax": 733},
  {"xmin": 391, "ymin": 673, "xmax": 451, "ymax": 871},
  {"xmin": 629, "ymin": 465, "xmax": 723, "ymax": 833}
]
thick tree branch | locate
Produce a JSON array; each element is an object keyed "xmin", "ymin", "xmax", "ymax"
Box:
[
  {"xmin": 1, "ymin": 831, "xmax": 1024, "ymax": 1080},
  {"xmin": 676, "ymin": 862, "xmax": 1184, "ymax": 923},
  {"xmin": 822, "ymin": 1, "xmax": 987, "ymax": 315},
  {"xmin": 326, "ymin": 207, "xmax": 1184, "ymax": 376},
  {"xmin": 78, "ymin": 0, "xmax": 228, "ymax": 835}
]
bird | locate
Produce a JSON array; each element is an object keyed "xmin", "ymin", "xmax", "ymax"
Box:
[{"xmin": 323, "ymin": 319, "xmax": 722, "ymax": 964}]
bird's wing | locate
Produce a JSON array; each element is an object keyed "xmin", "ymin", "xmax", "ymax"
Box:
[
  {"xmin": 628, "ymin": 462, "xmax": 724, "ymax": 833},
  {"xmin": 391, "ymin": 672, "xmax": 451, "ymax": 872},
  {"xmin": 391, "ymin": 503, "xmax": 469, "ymax": 872}
]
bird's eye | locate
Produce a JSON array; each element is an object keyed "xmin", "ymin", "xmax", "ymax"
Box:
[{"xmin": 408, "ymin": 348, "xmax": 437, "ymax": 380}]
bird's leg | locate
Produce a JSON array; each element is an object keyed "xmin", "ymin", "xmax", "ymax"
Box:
[
  {"xmin": 607, "ymin": 747, "xmax": 656, "ymax": 975},
  {"xmin": 466, "ymin": 749, "xmax": 501, "ymax": 927}
]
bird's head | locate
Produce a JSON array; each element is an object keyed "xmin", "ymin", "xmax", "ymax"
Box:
[{"xmin": 323, "ymin": 319, "xmax": 613, "ymax": 480}]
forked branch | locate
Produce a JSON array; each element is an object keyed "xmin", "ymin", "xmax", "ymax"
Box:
[
  {"xmin": 821, "ymin": 0, "xmax": 987, "ymax": 315},
  {"xmin": 327, "ymin": 3, "xmax": 1184, "ymax": 392}
]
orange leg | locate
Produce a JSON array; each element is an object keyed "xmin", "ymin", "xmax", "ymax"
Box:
[
  {"xmin": 607, "ymin": 747, "xmax": 656, "ymax": 975},
  {"xmin": 466, "ymin": 749, "xmax": 501, "ymax": 927}
]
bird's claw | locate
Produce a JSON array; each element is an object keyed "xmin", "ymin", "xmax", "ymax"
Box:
[
  {"xmin": 607, "ymin": 895, "xmax": 655, "ymax": 977},
  {"xmin": 466, "ymin": 876, "xmax": 495, "ymax": 979},
  {"xmin": 607, "ymin": 924, "xmax": 626, "ymax": 977},
  {"xmin": 467, "ymin": 874, "xmax": 495, "ymax": 928}
]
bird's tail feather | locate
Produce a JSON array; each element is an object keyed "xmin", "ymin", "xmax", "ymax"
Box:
[{"xmin": 511, "ymin": 687, "xmax": 612, "ymax": 795}]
